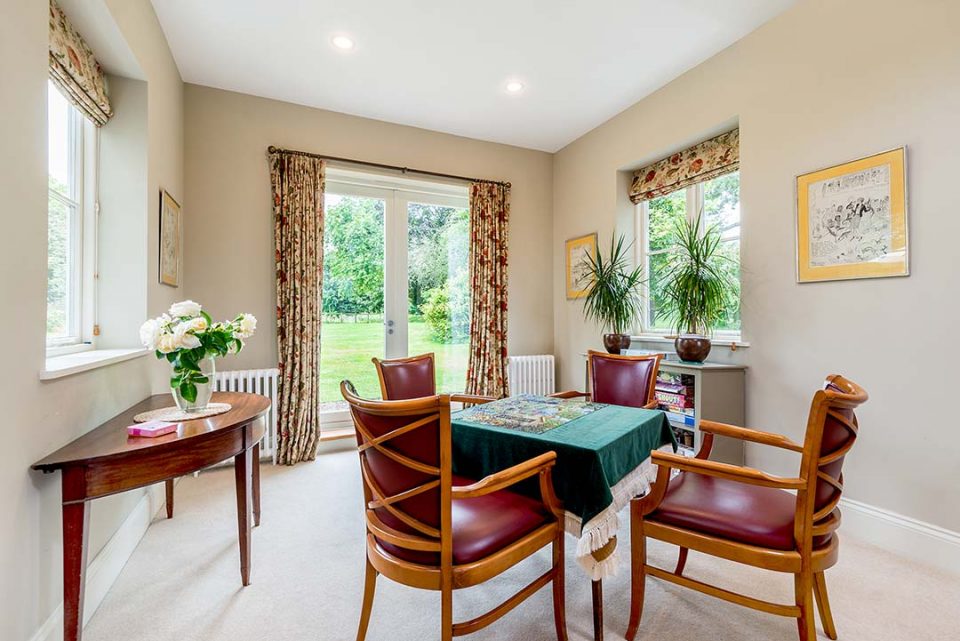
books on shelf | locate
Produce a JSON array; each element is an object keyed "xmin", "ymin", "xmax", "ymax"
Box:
[{"xmin": 665, "ymin": 410, "xmax": 695, "ymax": 427}]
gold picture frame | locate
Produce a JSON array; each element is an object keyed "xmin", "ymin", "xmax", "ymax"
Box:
[
  {"xmin": 159, "ymin": 189, "xmax": 182, "ymax": 287},
  {"xmin": 565, "ymin": 233, "xmax": 597, "ymax": 299},
  {"xmin": 796, "ymin": 147, "xmax": 908, "ymax": 283}
]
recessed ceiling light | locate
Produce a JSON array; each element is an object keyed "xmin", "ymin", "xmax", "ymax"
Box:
[
  {"xmin": 505, "ymin": 80, "xmax": 525, "ymax": 94},
  {"xmin": 331, "ymin": 35, "xmax": 355, "ymax": 51}
]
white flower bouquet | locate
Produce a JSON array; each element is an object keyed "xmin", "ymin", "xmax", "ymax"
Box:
[{"xmin": 140, "ymin": 300, "xmax": 257, "ymax": 410}]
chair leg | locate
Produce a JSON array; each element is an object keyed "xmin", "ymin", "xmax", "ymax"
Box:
[
  {"xmin": 441, "ymin": 581, "xmax": 453, "ymax": 641},
  {"xmin": 674, "ymin": 547, "xmax": 689, "ymax": 576},
  {"xmin": 356, "ymin": 559, "xmax": 378, "ymax": 641},
  {"xmin": 794, "ymin": 571, "xmax": 816, "ymax": 641},
  {"xmin": 625, "ymin": 500, "xmax": 646, "ymax": 641},
  {"xmin": 552, "ymin": 531, "xmax": 568, "ymax": 641},
  {"xmin": 814, "ymin": 571, "xmax": 838, "ymax": 640}
]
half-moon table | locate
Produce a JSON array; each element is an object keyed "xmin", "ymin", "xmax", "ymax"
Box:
[{"xmin": 32, "ymin": 392, "xmax": 270, "ymax": 641}]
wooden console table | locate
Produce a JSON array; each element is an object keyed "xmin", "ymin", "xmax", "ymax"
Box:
[{"xmin": 32, "ymin": 392, "xmax": 270, "ymax": 641}]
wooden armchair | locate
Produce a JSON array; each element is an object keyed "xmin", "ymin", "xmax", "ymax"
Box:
[
  {"xmin": 553, "ymin": 350, "xmax": 663, "ymax": 409},
  {"xmin": 341, "ymin": 381, "xmax": 567, "ymax": 641},
  {"xmin": 626, "ymin": 375, "xmax": 867, "ymax": 641}
]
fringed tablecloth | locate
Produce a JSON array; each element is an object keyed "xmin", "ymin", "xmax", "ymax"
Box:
[{"xmin": 452, "ymin": 395, "xmax": 676, "ymax": 578}]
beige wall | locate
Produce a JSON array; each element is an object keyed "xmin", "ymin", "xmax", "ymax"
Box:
[
  {"xmin": 553, "ymin": 0, "xmax": 960, "ymax": 531},
  {"xmin": 183, "ymin": 84, "xmax": 554, "ymax": 370},
  {"xmin": 0, "ymin": 1, "xmax": 183, "ymax": 639}
]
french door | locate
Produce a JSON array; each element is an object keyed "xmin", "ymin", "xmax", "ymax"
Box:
[{"xmin": 320, "ymin": 169, "xmax": 470, "ymax": 427}]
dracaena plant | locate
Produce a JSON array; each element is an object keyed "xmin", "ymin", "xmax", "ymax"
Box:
[
  {"xmin": 139, "ymin": 300, "xmax": 257, "ymax": 403},
  {"xmin": 580, "ymin": 234, "xmax": 645, "ymax": 335},
  {"xmin": 661, "ymin": 212, "xmax": 737, "ymax": 335}
]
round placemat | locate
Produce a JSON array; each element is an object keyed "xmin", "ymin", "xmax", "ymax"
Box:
[{"xmin": 133, "ymin": 402, "xmax": 232, "ymax": 423}]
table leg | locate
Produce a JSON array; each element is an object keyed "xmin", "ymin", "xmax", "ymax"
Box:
[
  {"xmin": 252, "ymin": 442, "xmax": 261, "ymax": 527},
  {"xmin": 234, "ymin": 446, "xmax": 253, "ymax": 586},
  {"xmin": 62, "ymin": 470, "xmax": 90, "ymax": 641},
  {"xmin": 592, "ymin": 579, "xmax": 604, "ymax": 641},
  {"xmin": 165, "ymin": 478, "xmax": 174, "ymax": 519}
]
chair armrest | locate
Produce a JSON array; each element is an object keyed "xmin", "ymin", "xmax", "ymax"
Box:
[
  {"xmin": 643, "ymin": 399, "xmax": 660, "ymax": 410},
  {"xmin": 550, "ymin": 390, "xmax": 590, "ymax": 400},
  {"xmin": 651, "ymin": 450, "xmax": 805, "ymax": 490},
  {"xmin": 699, "ymin": 419, "xmax": 804, "ymax": 453},
  {"xmin": 633, "ymin": 450, "xmax": 806, "ymax": 518},
  {"xmin": 450, "ymin": 393, "xmax": 497, "ymax": 406},
  {"xmin": 452, "ymin": 452, "xmax": 557, "ymax": 499}
]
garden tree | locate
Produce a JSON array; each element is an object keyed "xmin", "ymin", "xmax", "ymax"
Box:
[
  {"xmin": 322, "ymin": 196, "xmax": 385, "ymax": 317},
  {"xmin": 407, "ymin": 204, "xmax": 469, "ymax": 312}
]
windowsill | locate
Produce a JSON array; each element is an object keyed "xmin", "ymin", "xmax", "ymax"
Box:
[
  {"xmin": 630, "ymin": 334, "xmax": 750, "ymax": 348},
  {"xmin": 41, "ymin": 348, "xmax": 150, "ymax": 380}
]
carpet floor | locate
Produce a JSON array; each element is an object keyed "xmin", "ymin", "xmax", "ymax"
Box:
[{"xmin": 83, "ymin": 444, "xmax": 960, "ymax": 641}]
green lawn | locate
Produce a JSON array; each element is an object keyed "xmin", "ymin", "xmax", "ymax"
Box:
[{"xmin": 319, "ymin": 320, "xmax": 469, "ymax": 402}]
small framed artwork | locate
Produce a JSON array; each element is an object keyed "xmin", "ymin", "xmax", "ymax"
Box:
[
  {"xmin": 565, "ymin": 232, "xmax": 597, "ymax": 299},
  {"xmin": 159, "ymin": 189, "xmax": 182, "ymax": 287},
  {"xmin": 796, "ymin": 147, "xmax": 908, "ymax": 283}
]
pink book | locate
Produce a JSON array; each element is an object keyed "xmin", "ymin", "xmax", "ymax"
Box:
[{"xmin": 127, "ymin": 420, "xmax": 178, "ymax": 438}]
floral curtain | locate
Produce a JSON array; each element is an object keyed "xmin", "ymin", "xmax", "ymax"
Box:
[
  {"xmin": 269, "ymin": 151, "xmax": 325, "ymax": 464},
  {"xmin": 49, "ymin": 1, "xmax": 113, "ymax": 126},
  {"xmin": 465, "ymin": 182, "xmax": 511, "ymax": 398},
  {"xmin": 629, "ymin": 129, "xmax": 739, "ymax": 203}
]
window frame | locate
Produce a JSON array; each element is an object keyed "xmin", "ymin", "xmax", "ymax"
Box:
[
  {"xmin": 47, "ymin": 84, "xmax": 98, "ymax": 357},
  {"xmin": 635, "ymin": 176, "xmax": 742, "ymax": 342}
]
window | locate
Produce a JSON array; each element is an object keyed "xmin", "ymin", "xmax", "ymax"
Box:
[
  {"xmin": 317, "ymin": 168, "xmax": 470, "ymax": 432},
  {"xmin": 637, "ymin": 171, "xmax": 741, "ymax": 336},
  {"xmin": 47, "ymin": 81, "xmax": 96, "ymax": 355}
]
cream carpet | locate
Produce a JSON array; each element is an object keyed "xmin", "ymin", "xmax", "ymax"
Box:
[{"xmin": 84, "ymin": 443, "xmax": 960, "ymax": 641}]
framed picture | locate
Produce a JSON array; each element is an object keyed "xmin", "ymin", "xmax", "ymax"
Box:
[
  {"xmin": 565, "ymin": 233, "xmax": 597, "ymax": 299},
  {"xmin": 159, "ymin": 189, "xmax": 182, "ymax": 287},
  {"xmin": 796, "ymin": 147, "xmax": 908, "ymax": 283}
]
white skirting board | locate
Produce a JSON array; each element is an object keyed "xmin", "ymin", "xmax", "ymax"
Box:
[
  {"xmin": 27, "ymin": 489, "xmax": 958, "ymax": 641},
  {"xmin": 29, "ymin": 482, "xmax": 170, "ymax": 641},
  {"xmin": 838, "ymin": 497, "xmax": 960, "ymax": 576}
]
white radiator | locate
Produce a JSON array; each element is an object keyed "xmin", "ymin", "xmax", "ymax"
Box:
[
  {"xmin": 213, "ymin": 368, "xmax": 279, "ymax": 463},
  {"xmin": 507, "ymin": 355, "xmax": 555, "ymax": 396}
]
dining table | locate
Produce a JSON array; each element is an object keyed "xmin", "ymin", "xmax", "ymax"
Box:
[{"xmin": 451, "ymin": 394, "xmax": 675, "ymax": 641}]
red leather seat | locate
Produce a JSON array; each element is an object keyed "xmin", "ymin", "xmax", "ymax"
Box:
[
  {"xmin": 650, "ymin": 473, "xmax": 809, "ymax": 551},
  {"xmin": 377, "ymin": 475, "xmax": 550, "ymax": 565}
]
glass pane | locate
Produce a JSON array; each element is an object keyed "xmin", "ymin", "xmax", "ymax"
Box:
[
  {"xmin": 703, "ymin": 171, "xmax": 740, "ymax": 242},
  {"xmin": 47, "ymin": 81, "xmax": 73, "ymax": 198},
  {"xmin": 703, "ymin": 172, "xmax": 741, "ymax": 331},
  {"xmin": 648, "ymin": 251, "xmax": 672, "ymax": 331},
  {"xmin": 320, "ymin": 193, "xmax": 385, "ymax": 405},
  {"xmin": 408, "ymin": 202, "xmax": 471, "ymax": 393},
  {"xmin": 715, "ymin": 239, "xmax": 741, "ymax": 331},
  {"xmin": 647, "ymin": 189, "xmax": 686, "ymax": 252},
  {"xmin": 47, "ymin": 194, "xmax": 72, "ymax": 339}
]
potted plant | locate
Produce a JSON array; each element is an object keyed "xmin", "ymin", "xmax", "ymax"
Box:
[
  {"xmin": 581, "ymin": 234, "xmax": 645, "ymax": 354},
  {"xmin": 140, "ymin": 300, "xmax": 257, "ymax": 412},
  {"xmin": 661, "ymin": 213, "xmax": 737, "ymax": 362}
]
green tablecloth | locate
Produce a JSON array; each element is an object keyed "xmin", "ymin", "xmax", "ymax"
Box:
[{"xmin": 451, "ymin": 395, "xmax": 676, "ymax": 532}]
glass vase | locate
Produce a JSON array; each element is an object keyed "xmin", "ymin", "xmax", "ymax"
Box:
[{"xmin": 171, "ymin": 356, "xmax": 216, "ymax": 412}]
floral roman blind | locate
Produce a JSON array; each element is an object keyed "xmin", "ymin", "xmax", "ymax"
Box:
[
  {"xmin": 629, "ymin": 129, "xmax": 739, "ymax": 203},
  {"xmin": 49, "ymin": 1, "xmax": 113, "ymax": 126}
]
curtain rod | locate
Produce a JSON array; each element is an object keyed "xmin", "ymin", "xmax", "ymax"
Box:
[{"xmin": 266, "ymin": 146, "xmax": 511, "ymax": 188}]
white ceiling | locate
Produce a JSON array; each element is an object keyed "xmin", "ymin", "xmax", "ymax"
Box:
[{"xmin": 151, "ymin": 0, "xmax": 795, "ymax": 152}]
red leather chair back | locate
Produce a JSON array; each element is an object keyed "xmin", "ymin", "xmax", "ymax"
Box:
[
  {"xmin": 374, "ymin": 353, "xmax": 436, "ymax": 400},
  {"xmin": 589, "ymin": 351, "xmax": 662, "ymax": 408},
  {"xmin": 803, "ymin": 376, "xmax": 867, "ymax": 527},
  {"xmin": 342, "ymin": 381, "xmax": 447, "ymax": 543}
]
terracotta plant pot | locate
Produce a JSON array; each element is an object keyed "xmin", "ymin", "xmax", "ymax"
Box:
[
  {"xmin": 674, "ymin": 334, "xmax": 711, "ymax": 362},
  {"xmin": 603, "ymin": 333, "xmax": 632, "ymax": 355}
]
